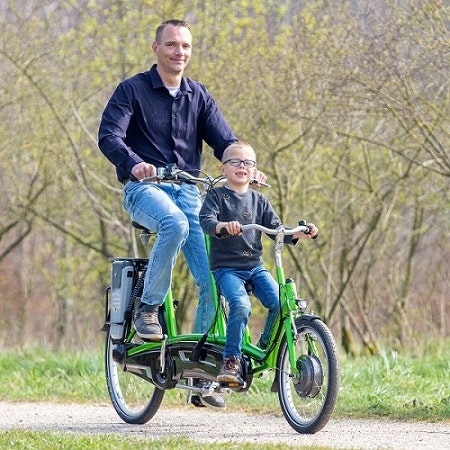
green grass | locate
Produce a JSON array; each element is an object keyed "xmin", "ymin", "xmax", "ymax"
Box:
[
  {"xmin": 0, "ymin": 349, "xmax": 106, "ymax": 403},
  {"xmin": 0, "ymin": 344, "xmax": 448, "ymax": 448},
  {"xmin": 0, "ymin": 431, "xmax": 325, "ymax": 450},
  {"xmin": 0, "ymin": 345, "xmax": 448, "ymax": 421},
  {"xmin": 338, "ymin": 345, "xmax": 450, "ymax": 421}
]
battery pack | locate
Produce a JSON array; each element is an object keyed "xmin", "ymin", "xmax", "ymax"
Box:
[{"xmin": 109, "ymin": 260, "xmax": 134, "ymax": 342}]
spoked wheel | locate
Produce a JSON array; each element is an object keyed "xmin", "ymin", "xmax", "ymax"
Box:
[
  {"xmin": 105, "ymin": 333, "xmax": 165, "ymax": 424},
  {"xmin": 276, "ymin": 317, "xmax": 339, "ymax": 434}
]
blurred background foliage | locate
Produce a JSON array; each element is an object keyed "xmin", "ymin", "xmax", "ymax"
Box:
[{"xmin": 0, "ymin": 0, "xmax": 448, "ymax": 354}]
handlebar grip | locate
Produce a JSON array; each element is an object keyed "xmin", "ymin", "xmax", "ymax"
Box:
[
  {"xmin": 299, "ymin": 220, "xmax": 318, "ymax": 240},
  {"xmin": 250, "ymin": 179, "xmax": 271, "ymax": 188},
  {"xmin": 218, "ymin": 227, "xmax": 230, "ymax": 238}
]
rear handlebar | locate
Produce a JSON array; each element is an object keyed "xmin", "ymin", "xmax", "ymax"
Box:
[
  {"xmin": 141, "ymin": 164, "xmax": 210, "ymax": 184},
  {"xmin": 140, "ymin": 165, "xmax": 316, "ymax": 238},
  {"xmin": 140, "ymin": 164, "xmax": 270, "ymax": 188}
]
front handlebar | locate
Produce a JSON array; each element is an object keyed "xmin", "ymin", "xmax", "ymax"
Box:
[
  {"xmin": 241, "ymin": 223, "xmax": 311, "ymax": 236},
  {"xmin": 219, "ymin": 221, "xmax": 317, "ymax": 240},
  {"xmin": 234, "ymin": 222, "xmax": 317, "ymax": 263}
]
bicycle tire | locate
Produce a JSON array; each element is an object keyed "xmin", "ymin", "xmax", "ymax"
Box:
[
  {"xmin": 105, "ymin": 332, "xmax": 165, "ymax": 424},
  {"xmin": 276, "ymin": 317, "xmax": 339, "ymax": 434}
]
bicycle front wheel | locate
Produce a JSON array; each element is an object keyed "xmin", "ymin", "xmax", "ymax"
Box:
[
  {"xmin": 105, "ymin": 333, "xmax": 165, "ymax": 424},
  {"xmin": 276, "ymin": 317, "xmax": 339, "ymax": 434}
]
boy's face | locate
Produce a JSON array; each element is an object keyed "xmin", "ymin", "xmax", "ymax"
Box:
[{"xmin": 221, "ymin": 145, "xmax": 256, "ymax": 187}]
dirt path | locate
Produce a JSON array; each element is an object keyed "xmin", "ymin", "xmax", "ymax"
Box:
[{"xmin": 1, "ymin": 401, "xmax": 449, "ymax": 449}]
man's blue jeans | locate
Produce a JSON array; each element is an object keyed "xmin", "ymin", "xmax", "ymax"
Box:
[
  {"xmin": 213, "ymin": 266, "xmax": 280, "ymax": 358},
  {"xmin": 123, "ymin": 181, "xmax": 214, "ymax": 333}
]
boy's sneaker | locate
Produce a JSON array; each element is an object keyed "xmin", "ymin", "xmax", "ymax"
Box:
[
  {"xmin": 217, "ymin": 356, "xmax": 244, "ymax": 385},
  {"xmin": 134, "ymin": 305, "xmax": 163, "ymax": 341}
]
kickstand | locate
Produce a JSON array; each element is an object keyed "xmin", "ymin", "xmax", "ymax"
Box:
[{"xmin": 186, "ymin": 377, "xmax": 195, "ymax": 404}]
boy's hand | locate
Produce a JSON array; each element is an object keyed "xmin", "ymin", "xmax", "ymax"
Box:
[
  {"xmin": 305, "ymin": 223, "xmax": 319, "ymax": 239},
  {"xmin": 294, "ymin": 221, "xmax": 319, "ymax": 240},
  {"xmin": 216, "ymin": 221, "xmax": 242, "ymax": 236}
]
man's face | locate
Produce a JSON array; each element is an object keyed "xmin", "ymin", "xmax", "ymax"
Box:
[{"xmin": 152, "ymin": 25, "xmax": 192, "ymax": 75}]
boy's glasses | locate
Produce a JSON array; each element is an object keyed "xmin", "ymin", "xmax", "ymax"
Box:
[{"xmin": 223, "ymin": 158, "xmax": 256, "ymax": 168}]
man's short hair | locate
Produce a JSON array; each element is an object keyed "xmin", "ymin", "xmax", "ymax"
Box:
[{"xmin": 155, "ymin": 19, "xmax": 191, "ymax": 43}]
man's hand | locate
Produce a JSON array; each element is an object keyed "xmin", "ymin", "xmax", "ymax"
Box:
[
  {"xmin": 250, "ymin": 169, "xmax": 269, "ymax": 188},
  {"xmin": 131, "ymin": 162, "xmax": 157, "ymax": 180}
]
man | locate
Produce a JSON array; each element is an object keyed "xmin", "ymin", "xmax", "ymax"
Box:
[{"xmin": 98, "ymin": 19, "xmax": 264, "ymax": 409}]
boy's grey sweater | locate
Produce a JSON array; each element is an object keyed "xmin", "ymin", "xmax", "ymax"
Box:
[{"xmin": 199, "ymin": 186, "xmax": 294, "ymax": 270}]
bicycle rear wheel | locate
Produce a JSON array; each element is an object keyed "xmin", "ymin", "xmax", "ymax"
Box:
[
  {"xmin": 276, "ymin": 317, "xmax": 339, "ymax": 434},
  {"xmin": 105, "ymin": 333, "xmax": 164, "ymax": 424}
]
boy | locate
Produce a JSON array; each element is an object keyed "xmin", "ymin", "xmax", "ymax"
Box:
[{"xmin": 199, "ymin": 141, "xmax": 318, "ymax": 384}]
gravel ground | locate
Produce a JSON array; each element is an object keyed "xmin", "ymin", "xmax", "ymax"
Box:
[{"xmin": 1, "ymin": 401, "xmax": 449, "ymax": 449}]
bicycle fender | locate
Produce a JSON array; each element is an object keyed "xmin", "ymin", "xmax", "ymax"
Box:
[{"xmin": 296, "ymin": 313, "xmax": 321, "ymax": 323}]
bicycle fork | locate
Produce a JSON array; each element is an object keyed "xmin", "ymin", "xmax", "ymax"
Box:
[
  {"xmin": 282, "ymin": 283, "xmax": 301, "ymax": 378},
  {"xmin": 276, "ymin": 244, "xmax": 302, "ymax": 378},
  {"xmin": 280, "ymin": 277, "xmax": 319, "ymax": 379},
  {"xmin": 282, "ymin": 313, "xmax": 320, "ymax": 382}
]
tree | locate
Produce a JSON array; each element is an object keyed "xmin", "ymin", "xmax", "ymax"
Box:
[{"xmin": 0, "ymin": 0, "xmax": 448, "ymax": 351}]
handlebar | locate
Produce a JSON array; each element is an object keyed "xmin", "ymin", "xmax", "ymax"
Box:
[
  {"xmin": 141, "ymin": 164, "xmax": 213, "ymax": 184},
  {"xmin": 221, "ymin": 221, "xmax": 317, "ymax": 264},
  {"xmin": 140, "ymin": 165, "xmax": 316, "ymax": 238},
  {"xmin": 220, "ymin": 220, "xmax": 317, "ymax": 239},
  {"xmin": 140, "ymin": 164, "xmax": 271, "ymax": 188},
  {"xmin": 241, "ymin": 223, "xmax": 310, "ymax": 236}
]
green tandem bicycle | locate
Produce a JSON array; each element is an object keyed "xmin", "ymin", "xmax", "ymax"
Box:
[{"xmin": 103, "ymin": 165, "xmax": 339, "ymax": 434}]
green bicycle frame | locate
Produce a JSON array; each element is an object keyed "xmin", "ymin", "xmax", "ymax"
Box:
[{"xmin": 123, "ymin": 227, "xmax": 305, "ymax": 381}]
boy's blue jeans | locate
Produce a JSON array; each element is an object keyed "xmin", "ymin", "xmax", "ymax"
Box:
[
  {"xmin": 213, "ymin": 265, "xmax": 280, "ymax": 358},
  {"xmin": 123, "ymin": 181, "xmax": 214, "ymax": 334}
]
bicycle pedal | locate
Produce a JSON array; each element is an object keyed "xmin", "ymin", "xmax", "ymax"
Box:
[{"xmin": 220, "ymin": 381, "xmax": 246, "ymax": 389}]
